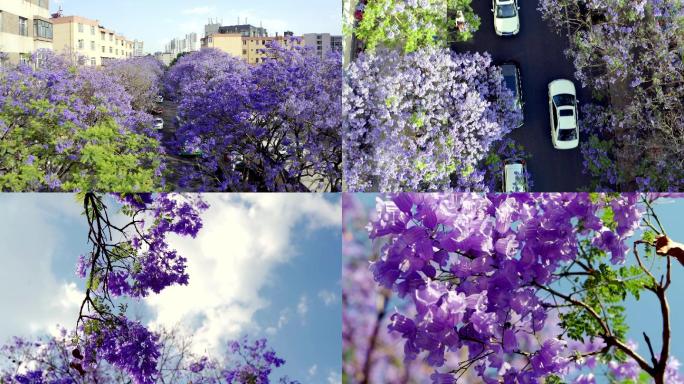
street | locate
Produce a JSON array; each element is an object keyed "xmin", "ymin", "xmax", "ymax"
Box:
[
  {"xmin": 156, "ymin": 98, "xmax": 202, "ymax": 191},
  {"xmin": 451, "ymin": 0, "xmax": 592, "ymax": 191}
]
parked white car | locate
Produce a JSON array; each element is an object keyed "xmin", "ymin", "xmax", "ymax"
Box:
[
  {"xmin": 492, "ymin": 0, "xmax": 520, "ymax": 36},
  {"xmin": 153, "ymin": 117, "xmax": 164, "ymax": 130},
  {"xmin": 548, "ymin": 79, "xmax": 579, "ymax": 149},
  {"xmin": 502, "ymin": 159, "xmax": 528, "ymax": 192}
]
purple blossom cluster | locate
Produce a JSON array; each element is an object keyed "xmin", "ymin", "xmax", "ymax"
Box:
[
  {"xmin": 164, "ymin": 43, "xmax": 342, "ymax": 192},
  {"xmin": 78, "ymin": 318, "xmax": 161, "ymax": 384},
  {"xmin": 367, "ymin": 193, "xmax": 642, "ymax": 382},
  {"xmin": 81, "ymin": 194, "xmax": 208, "ymax": 298},
  {"xmin": 219, "ymin": 337, "xmax": 297, "ymax": 384},
  {"xmin": 343, "ymin": 47, "xmax": 522, "ymax": 191}
]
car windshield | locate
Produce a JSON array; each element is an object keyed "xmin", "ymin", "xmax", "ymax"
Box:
[
  {"xmin": 559, "ymin": 109, "xmax": 574, "ymax": 117},
  {"xmin": 553, "ymin": 93, "xmax": 575, "ymax": 106},
  {"xmin": 558, "ymin": 128, "xmax": 577, "ymax": 141},
  {"xmin": 497, "ymin": 4, "xmax": 517, "ymax": 18}
]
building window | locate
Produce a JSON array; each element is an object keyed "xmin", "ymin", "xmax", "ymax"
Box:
[
  {"xmin": 102, "ymin": 46, "xmax": 105, "ymax": 53},
  {"xmin": 91, "ymin": 41, "xmax": 95, "ymax": 50},
  {"xmin": 109, "ymin": 47, "xmax": 112, "ymax": 53},
  {"xmin": 33, "ymin": 19, "xmax": 53, "ymax": 39},
  {"xmin": 109, "ymin": 34, "xmax": 113, "ymax": 41},
  {"xmin": 91, "ymin": 26, "xmax": 95, "ymax": 35},
  {"xmin": 242, "ymin": 49, "xmax": 247, "ymax": 55},
  {"xmin": 19, "ymin": 53, "xmax": 29, "ymax": 65},
  {"xmin": 115, "ymin": 49, "xmax": 118, "ymax": 55},
  {"xmin": 78, "ymin": 39, "xmax": 84, "ymax": 49},
  {"xmin": 101, "ymin": 31, "xmax": 105, "ymax": 40},
  {"xmin": 38, "ymin": 0, "xmax": 48, "ymax": 7},
  {"xmin": 78, "ymin": 23, "xmax": 84, "ymax": 33},
  {"xmin": 91, "ymin": 57, "xmax": 96, "ymax": 66},
  {"xmin": 19, "ymin": 17, "xmax": 29, "ymax": 36}
]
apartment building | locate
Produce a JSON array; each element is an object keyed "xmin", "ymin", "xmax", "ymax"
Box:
[
  {"xmin": 52, "ymin": 15, "xmax": 136, "ymax": 66},
  {"xmin": 201, "ymin": 24, "xmax": 306, "ymax": 64},
  {"xmin": 0, "ymin": 0, "xmax": 53, "ymax": 65},
  {"xmin": 303, "ymin": 33, "xmax": 343, "ymax": 57}
]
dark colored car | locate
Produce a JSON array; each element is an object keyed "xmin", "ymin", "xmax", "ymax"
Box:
[{"xmin": 500, "ymin": 61, "xmax": 524, "ymax": 127}]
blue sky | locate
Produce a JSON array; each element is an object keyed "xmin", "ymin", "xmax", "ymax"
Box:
[
  {"xmin": 356, "ymin": 194, "xmax": 684, "ymax": 381},
  {"xmin": 0, "ymin": 193, "xmax": 341, "ymax": 384},
  {"xmin": 49, "ymin": 0, "xmax": 342, "ymax": 53}
]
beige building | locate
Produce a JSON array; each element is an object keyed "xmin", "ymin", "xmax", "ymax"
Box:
[
  {"xmin": 201, "ymin": 32, "xmax": 303, "ymax": 64},
  {"xmin": 0, "ymin": 0, "xmax": 53, "ymax": 65},
  {"xmin": 52, "ymin": 15, "xmax": 135, "ymax": 66}
]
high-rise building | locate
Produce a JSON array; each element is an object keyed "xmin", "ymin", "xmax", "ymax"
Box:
[
  {"xmin": 164, "ymin": 33, "xmax": 198, "ymax": 56},
  {"xmin": 0, "ymin": 0, "xmax": 53, "ymax": 65},
  {"xmin": 52, "ymin": 15, "xmax": 135, "ymax": 66},
  {"xmin": 302, "ymin": 33, "xmax": 343, "ymax": 57},
  {"xmin": 133, "ymin": 39, "xmax": 144, "ymax": 57}
]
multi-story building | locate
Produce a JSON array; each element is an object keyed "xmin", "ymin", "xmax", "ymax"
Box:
[
  {"xmin": 133, "ymin": 39, "xmax": 144, "ymax": 57},
  {"xmin": 302, "ymin": 33, "xmax": 343, "ymax": 57},
  {"xmin": 164, "ymin": 33, "xmax": 197, "ymax": 57},
  {"xmin": 154, "ymin": 51, "xmax": 173, "ymax": 66},
  {"xmin": 0, "ymin": 0, "xmax": 53, "ymax": 65},
  {"xmin": 52, "ymin": 15, "xmax": 136, "ymax": 66},
  {"xmin": 202, "ymin": 24, "xmax": 305, "ymax": 64}
]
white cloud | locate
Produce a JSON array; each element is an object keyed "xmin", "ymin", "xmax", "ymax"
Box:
[
  {"xmin": 265, "ymin": 308, "xmax": 290, "ymax": 335},
  {"xmin": 317, "ymin": 290, "xmax": 338, "ymax": 306},
  {"xmin": 297, "ymin": 295, "xmax": 309, "ymax": 320},
  {"xmin": 0, "ymin": 195, "xmax": 84, "ymax": 342},
  {"xmin": 145, "ymin": 194, "xmax": 340, "ymax": 355},
  {"xmin": 182, "ymin": 6, "xmax": 213, "ymax": 15},
  {"xmin": 327, "ymin": 371, "xmax": 342, "ymax": 384},
  {"xmin": 308, "ymin": 364, "xmax": 317, "ymax": 377}
]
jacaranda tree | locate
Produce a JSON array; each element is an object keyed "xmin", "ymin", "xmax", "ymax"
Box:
[
  {"xmin": 104, "ymin": 56, "xmax": 165, "ymax": 113},
  {"xmin": 1, "ymin": 329, "xmax": 298, "ymax": 384},
  {"xmin": 538, "ymin": 0, "xmax": 684, "ymax": 191},
  {"xmin": 164, "ymin": 43, "xmax": 342, "ymax": 192},
  {"xmin": 344, "ymin": 47, "xmax": 522, "ymax": 192},
  {"xmin": 0, "ymin": 51, "xmax": 165, "ymax": 192},
  {"xmin": 360, "ymin": 193, "xmax": 683, "ymax": 383}
]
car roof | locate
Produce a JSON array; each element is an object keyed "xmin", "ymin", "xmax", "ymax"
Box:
[
  {"xmin": 504, "ymin": 163, "xmax": 525, "ymax": 192},
  {"xmin": 558, "ymin": 115, "xmax": 576, "ymax": 129},
  {"xmin": 501, "ymin": 63, "xmax": 518, "ymax": 76}
]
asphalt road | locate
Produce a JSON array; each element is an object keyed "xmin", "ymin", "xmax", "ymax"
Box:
[{"xmin": 451, "ymin": 0, "xmax": 592, "ymax": 192}]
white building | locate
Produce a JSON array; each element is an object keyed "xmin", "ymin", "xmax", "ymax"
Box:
[
  {"xmin": 164, "ymin": 32, "xmax": 197, "ymax": 56},
  {"xmin": 302, "ymin": 33, "xmax": 342, "ymax": 57},
  {"xmin": 133, "ymin": 39, "xmax": 144, "ymax": 56}
]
